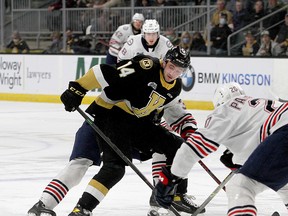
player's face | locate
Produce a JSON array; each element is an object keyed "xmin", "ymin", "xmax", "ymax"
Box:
[
  {"xmin": 163, "ymin": 61, "xmax": 185, "ymax": 82},
  {"xmin": 133, "ymin": 20, "xmax": 143, "ymax": 30},
  {"xmin": 144, "ymin": 33, "xmax": 158, "ymax": 46}
]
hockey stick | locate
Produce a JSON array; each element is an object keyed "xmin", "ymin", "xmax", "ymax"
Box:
[
  {"xmin": 198, "ymin": 160, "xmax": 226, "ymax": 192},
  {"xmin": 191, "ymin": 170, "xmax": 238, "ymax": 216},
  {"xmin": 76, "ymin": 107, "xmax": 181, "ymax": 216}
]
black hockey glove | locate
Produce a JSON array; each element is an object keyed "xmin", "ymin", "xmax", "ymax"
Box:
[
  {"xmin": 220, "ymin": 149, "xmax": 242, "ymax": 171},
  {"xmin": 60, "ymin": 81, "xmax": 88, "ymax": 112},
  {"xmin": 153, "ymin": 167, "xmax": 181, "ymax": 209}
]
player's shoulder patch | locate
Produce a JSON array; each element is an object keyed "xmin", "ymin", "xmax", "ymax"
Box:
[
  {"xmin": 139, "ymin": 58, "xmax": 154, "ymax": 70},
  {"xmin": 115, "ymin": 30, "xmax": 123, "ymax": 39},
  {"xmin": 122, "ymin": 24, "xmax": 129, "ymax": 31},
  {"xmin": 166, "ymin": 39, "xmax": 173, "ymax": 48},
  {"xmin": 126, "ymin": 37, "xmax": 134, "ymax": 46}
]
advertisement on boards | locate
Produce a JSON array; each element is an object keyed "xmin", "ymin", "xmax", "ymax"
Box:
[
  {"xmin": 181, "ymin": 57, "xmax": 274, "ymax": 101},
  {"xmin": 0, "ymin": 55, "xmax": 24, "ymax": 92},
  {"xmin": 24, "ymin": 55, "xmax": 60, "ymax": 94}
]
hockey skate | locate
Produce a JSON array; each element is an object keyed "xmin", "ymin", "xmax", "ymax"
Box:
[
  {"xmin": 148, "ymin": 190, "xmax": 205, "ymax": 215},
  {"xmin": 27, "ymin": 200, "xmax": 56, "ymax": 216},
  {"xmin": 172, "ymin": 194, "xmax": 205, "ymax": 214},
  {"xmin": 148, "ymin": 191, "xmax": 175, "ymax": 216},
  {"xmin": 68, "ymin": 204, "xmax": 92, "ymax": 216}
]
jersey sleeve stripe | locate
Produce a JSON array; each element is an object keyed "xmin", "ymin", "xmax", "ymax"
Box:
[
  {"xmin": 185, "ymin": 132, "xmax": 219, "ymax": 158},
  {"xmin": 261, "ymin": 103, "xmax": 288, "ymax": 141},
  {"xmin": 192, "ymin": 133, "xmax": 219, "ymax": 151},
  {"xmin": 92, "ymin": 65, "xmax": 109, "ymax": 89},
  {"xmin": 170, "ymin": 113, "xmax": 197, "ymax": 134}
]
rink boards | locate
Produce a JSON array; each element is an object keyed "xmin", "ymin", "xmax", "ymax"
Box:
[{"xmin": 0, "ymin": 54, "xmax": 287, "ymax": 110}]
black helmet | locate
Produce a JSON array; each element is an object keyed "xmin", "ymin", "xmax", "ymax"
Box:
[{"xmin": 164, "ymin": 46, "xmax": 191, "ymax": 69}]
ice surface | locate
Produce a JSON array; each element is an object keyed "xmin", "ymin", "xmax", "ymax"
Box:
[{"xmin": 0, "ymin": 101, "xmax": 286, "ymax": 216}]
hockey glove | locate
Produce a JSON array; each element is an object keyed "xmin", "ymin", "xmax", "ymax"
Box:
[
  {"xmin": 60, "ymin": 81, "xmax": 88, "ymax": 112},
  {"xmin": 220, "ymin": 149, "xmax": 242, "ymax": 170},
  {"xmin": 153, "ymin": 167, "xmax": 181, "ymax": 209}
]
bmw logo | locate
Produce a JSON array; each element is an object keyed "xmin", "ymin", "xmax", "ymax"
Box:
[{"xmin": 182, "ymin": 65, "xmax": 195, "ymax": 91}]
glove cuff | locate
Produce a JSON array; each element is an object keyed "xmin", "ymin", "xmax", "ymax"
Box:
[
  {"xmin": 68, "ymin": 81, "xmax": 88, "ymax": 97},
  {"xmin": 159, "ymin": 167, "xmax": 180, "ymax": 186}
]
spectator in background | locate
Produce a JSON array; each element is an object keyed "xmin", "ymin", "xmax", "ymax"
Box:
[
  {"xmin": 48, "ymin": 0, "xmax": 77, "ymax": 11},
  {"xmin": 5, "ymin": 0, "xmax": 11, "ymax": 14},
  {"xmin": 256, "ymin": 30, "xmax": 282, "ymax": 56},
  {"xmin": 263, "ymin": 0, "xmax": 286, "ymax": 40},
  {"xmin": 238, "ymin": 30, "xmax": 260, "ymax": 56},
  {"xmin": 47, "ymin": 0, "xmax": 80, "ymax": 31},
  {"xmin": 247, "ymin": 0, "xmax": 266, "ymax": 24},
  {"xmin": 178, "ymin": 31, "xmax": 193, "ymax": 53},
  {"xmin": 153, "ymin": 0, "xmax": 179, "ymax": 28},
  {"xmin": 92, "ymin": 0, "xmax": 125, "ymax": 8},
  {"xmin": 62, "ymin": 28, "xmax": 92, "ymax": 54},
  {"xmin": 135, "ymin": 0, "xmax": 152, "ymax": 6},
  {"xmin": 164, "ymin": 28, "xmax": 180, "ymax": 46},
  {"xmin": 153, "ymin": 0, "xmax": 178, "ymax": 6},
  {"xmin": 232, "ymin": 0, "xmax": 249, "ymax": 32},
  {"xmin": 191, "ymin": 31, "xmax": 207, "ymax": 55},
  {"xmin": 211, "ymin": 0, "xmax": 233, "ymax": 27},
  {"xmin": 274, "ymin": 13, "xmax": 288, "ymax": 55},
  {"xmin": 134, "ymin": 0, "xmax": 153, "ymax": 19},
  {"xmin": 210, "ymin": 12, "xmax": 233, "ymax": 55},
  {"xmin": 44, "ymin": 31, "xmax": 63, "ymax": 54},
  {"xmin": 90, "ymin": 0, "xmax": 126, "ymax": 33},
  {"xmin": 6, "ymin": 31, "xmax": 30, "ymax": 54}
]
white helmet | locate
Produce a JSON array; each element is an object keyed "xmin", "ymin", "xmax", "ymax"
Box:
[
  {"xmin": 132, "ymin": 13, "xmax": 145, "ymax": 22},
  {"xmin": 213, "ymin": 82, "xmax": 245, "ymax": 108},
  {"xmin": 142, "ymin": 19, "xmax": 160, "ymax": 34}
]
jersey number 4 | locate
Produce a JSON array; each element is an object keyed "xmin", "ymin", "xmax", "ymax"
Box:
[{"xmin": 117, "ymin": 61, "xmax": 135, "ymax": 77}]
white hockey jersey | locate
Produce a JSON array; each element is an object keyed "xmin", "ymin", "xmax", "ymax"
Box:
[
  {"xmin": 108, "ymin": 24, "xmax": 141, "ymax": 57},
  {"xmin": 117, "ymin": 34, "xmax": 173, "ymax": 62},
  {"xmin": 171, "ymin": 95, "xmax": 288, "ymax": 178}
]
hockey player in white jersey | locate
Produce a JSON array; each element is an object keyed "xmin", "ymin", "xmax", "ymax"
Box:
[
  {"xmin": 117, "ymin": 19, "xmax": 173, "ymax": 62},
  {"xmin": 106, "ymin": 13, "xmax": 145, "ymax": 64},
  {"xmin": 152, "ymin": 82, "xmax": 288, "ymax": 215}
]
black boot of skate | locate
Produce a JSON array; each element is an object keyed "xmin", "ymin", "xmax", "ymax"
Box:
[
  {"xmin": 68, "ymin": 204, "xmax": 92, "ymax": 216},
  {"xmin": 147, "ymin": 190, "xmax": 175, "ymax": 216},
  {"xmin": 27, "ymin": 201, "xmax": 56, "ymax": 216},
  {"xmin": 172, "ymin": 193, "xmax": 206, "ymax": 214}
]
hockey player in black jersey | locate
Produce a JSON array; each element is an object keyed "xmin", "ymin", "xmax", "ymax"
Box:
[{"xmin": 57, "ymin": 46, "xmax": 199, "ymax": 216}]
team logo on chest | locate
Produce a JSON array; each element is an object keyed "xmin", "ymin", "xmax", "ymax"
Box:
[
  {"xmin": 139, "ymin": 58, "xmax": 153, "ymax": 70},
  {"xmin": 133, "ymin": 90, "xmax": 166, "ymax": 118}
]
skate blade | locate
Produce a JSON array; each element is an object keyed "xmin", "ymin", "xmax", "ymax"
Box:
[
  {"xmin": 28, "ymin": 213, "xmax": 54, "ymax": 216},
  {"xmin": 147, "ymin": 206, "xmax": 176, "ymax": 216}
]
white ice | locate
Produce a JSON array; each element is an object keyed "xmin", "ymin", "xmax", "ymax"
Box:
[{"xmin": 0, "ymin": 101, "xmax": 287, "ymax": 216}]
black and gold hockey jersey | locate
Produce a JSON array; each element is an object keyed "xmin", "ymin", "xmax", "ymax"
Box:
[{"xmin": 76, "ymin": 54, "xmax": 196, "ymax": 132}]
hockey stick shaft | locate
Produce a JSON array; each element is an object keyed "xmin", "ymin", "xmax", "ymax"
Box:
[
  {"xmin": 76, "ymin": 107, "xmax": 181, "ymax": 216},
  {"xmin": 198, "ymin": 160, "xmax": 226, "ymax": 191},
  {"xmin": 191, "ymin": 170, "xmax": 238, "ymax": 216}
]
